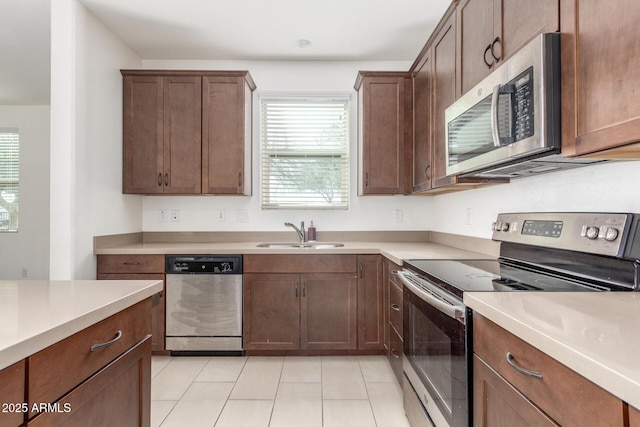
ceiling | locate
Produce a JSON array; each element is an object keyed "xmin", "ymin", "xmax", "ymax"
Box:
[{"xmin": 1, "ymin": 0, "xmax": 451, "ymax": 105}]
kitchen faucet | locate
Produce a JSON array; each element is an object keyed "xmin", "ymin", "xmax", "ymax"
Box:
[{"xmin": 285, "ymin": 221, "xmax": 306, "ymax": 242}]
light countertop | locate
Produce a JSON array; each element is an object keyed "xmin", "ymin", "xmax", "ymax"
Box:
[
  {"xmin": 0, "ymin": 279, "xmax": 163, "ymax": 371},
  {"xmin": 94, "ymin": 241, "xmax": 496, "ymax": 265},
  {"xmin": 464, "ymin": 292, "xmax": 640, "ymax": 409}
]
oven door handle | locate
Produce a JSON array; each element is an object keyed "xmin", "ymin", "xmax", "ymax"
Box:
[{"xmin": 397, "ymin": 270, "xmax": 466, "ymax": 324}]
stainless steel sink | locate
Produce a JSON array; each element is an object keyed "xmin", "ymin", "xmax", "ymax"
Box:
[{"xmin": 257, "ymin": 242, "xmax": 344, "ymax": 249}]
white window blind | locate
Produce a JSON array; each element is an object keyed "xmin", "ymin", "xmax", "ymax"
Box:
[
  {"xmin": 0, "ymin": 128, "xmax": 19, "ymax": 231},
  {"xmin": 261, "ymin": 96, "xmax": 350, "ymax": 209}
]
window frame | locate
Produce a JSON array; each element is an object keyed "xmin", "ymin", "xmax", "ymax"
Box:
[
  {"xmin": 0, "ymin": 128, "xmax": 19, "ymax": 232},
  {"xmin": 259, "ymin": 92, "xmax": 351, "ymax": 210}
]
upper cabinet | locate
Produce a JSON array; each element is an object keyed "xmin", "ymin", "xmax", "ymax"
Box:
[
  {"xmin": 355, "ymin": 72, "xmax": 412, "ymax": 195},
  {"xmin": 456, "ymin": 0, "xmax": 559, "ymax": 96},
  {"xmin": 410, "ymin": 4, "xmax": 508, "ymax": 194},
  {"xmin": 121, "ymin": 70, "xmax": 255, "ymax": 195},
  {"xmin": 560, "ymin": 0, "xmax": 640, "ymax": 158}
]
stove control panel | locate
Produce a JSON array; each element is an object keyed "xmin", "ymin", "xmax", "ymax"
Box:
[{"xmin": 492, "ymin": 213, "xmax": 631, "ymax": 257}]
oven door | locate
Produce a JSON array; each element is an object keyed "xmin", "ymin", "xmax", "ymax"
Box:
[{"xmin": 399, "ymin": 270, "xmax": 468, "ymax": 427}]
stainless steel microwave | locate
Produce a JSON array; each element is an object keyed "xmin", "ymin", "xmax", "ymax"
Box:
[{"xmin": 445, "ymin": 33, "xmax": 600, "ymax": 178}]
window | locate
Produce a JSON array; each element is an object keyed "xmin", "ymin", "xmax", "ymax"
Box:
[
  {"xmin": 0, "ymin": 129, "xmax": 19, "ymax": 232},
  {"xmin": 260, "ymin": 95, "xmax": 350, "ymax": 209}
]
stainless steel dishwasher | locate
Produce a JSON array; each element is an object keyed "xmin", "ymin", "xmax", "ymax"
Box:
[{"xmin": 165, "ymin": 255, "xmax": 243, "ymax": 355}]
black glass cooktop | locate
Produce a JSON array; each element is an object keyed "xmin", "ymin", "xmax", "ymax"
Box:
[{"xmin": 403, "ymin": 259, "xmax": 617, "ymax": 299}]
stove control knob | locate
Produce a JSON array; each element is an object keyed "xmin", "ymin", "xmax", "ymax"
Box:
[
  {"xmin": 501, "ymin": 222, "xmax": 510, "ymax": 232},
  {"xmin": 585, "ymin": 226, "xmax": 599, "ymax": 240},
  {"xmin": 491, "ymin": 222, "xmax": 497, "ymax": 231},
  {"xmin": 604, "ymin": 227, "xmax": 619, "ymax": 242}
]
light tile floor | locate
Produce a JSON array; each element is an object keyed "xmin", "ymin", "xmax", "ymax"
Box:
[{"xmin": 151, "ymin": 355, "xmax": 411, "ymax": 427}]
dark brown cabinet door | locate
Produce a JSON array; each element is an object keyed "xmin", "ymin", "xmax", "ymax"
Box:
[
  {"xmin": 301, "ymin": 273, "xmax": 358, "ymax": 350},
  {"xmin": 561, "ymin": 0, "xmax": 640, "ymax": 157},
  {"xmin": 457, "ymin": 0, "xmax": 494, "ymax": 96},
  {"xmin": 123, "ymin": 76, "xmax": 164, "ymax": 194},
  {"xmin": 432, "ymin": 11, "xmax": 458, "ymax": 188},
  {"xmin": 473, "ymin": 355, "xmax": 558, "ymax": 427},
  {"xmin": 162, "ymin": 76, "xmax": 202, "ymax": 194},
  {"xmin": 0, "ymin": 360, "xmax": 25, "ymax": 427},
  {"xmin": 122, "ymin": 74, "xmax": 201, "ymax": 194},
  {"xmin": 457, "ymin": 0, "xmax": 559, "ymax": 96},
  {"xmin": 357, "ymin": 255, "xmax": 383, "ymax": 350},
  {"xmin": 27, "ymin": 337, "xmax": 151, "ymax": 427},
  {"xmin": 202, "ymin": 76, "xmax": 251, "ymax": 195},
  {"xmin": 412, "ymin": 49, "xmax": 433, "ymax": 192},
  {"xmin": 356, "ymin": 73, "xmax": 410, "ymax": 195},
  {"xmin": 243, "ymin": 273, "xmax": 300, "ymax": 351}
]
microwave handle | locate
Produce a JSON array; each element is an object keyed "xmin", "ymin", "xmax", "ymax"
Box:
[{"xmin": 490, "ymin": 84, "xmax": 502, "ymax": 147}]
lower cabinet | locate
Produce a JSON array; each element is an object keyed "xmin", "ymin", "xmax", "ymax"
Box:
[
  {"xmin": 243, "ymin": 254, "xmax": 383, "ymax": 353},
  {"xmin": 8, "ymin": 298, "xmax": 153, "ymax": 427},
  {"xmin": 243, "ymin": 272, "xmax": 358, "ymax": 351},
  {"xmin": 386, "ymin": 259, "xmax": 404, "ymax": 384},
  {"xmin": 630, "ymin": 405, "xmax": 640, "ymax": 427},
  {"xmin": 0, "ymin": 360, "xmax": 26, "ymax": 427},
  {"xmin": 473, "ymin": 312, "xmax": 625, "ymax": 426}
]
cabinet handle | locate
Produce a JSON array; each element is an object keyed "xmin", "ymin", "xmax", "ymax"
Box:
[
  {"xmin": 391, "ymin": 348, "xmax": 400, "ymax": 359},
  {"xmin": 490, "ymin": 36, "xmax": 502, "ymax": 62},
  {"xmin": 391, "ymin": 303, "xmax": 400, "ymax": 312},
  {"xmin": 122, "ymin": 262, "xmax": 140, "ymax": 266},
  {"xmin": 295, "ymin": 284, "xmax": 299, "ymax": 298},
  {"xmin": 506, "ymin": 352, "xmax": 542, "ymax": 380},
  {"xmin": 359, "ymin": 263, "xmax": 364, "ymax": 279},
  {"xmin": 238, "ymin": 172, "xmax": 242, "ymax": 187},
  {"xmin": 483, "ymin": 44, "xmax": 494, "ymax": 68},
  {"xmin": 158, "ymin": 173, "xmax": 162, "ymax": 186},
  {"xmin": 164, "ymin": 173, "xmax": 169, "ymax": 186},
  {"xmin": 91, "ymin": 330, "xmax": 123, "ymax": 351},
  {"xmin": 424, "ymin": 165, "xmax": 431, "ymax": 181},
  {"xmin": 365, "ymin": 172, "xmax": 369, "ymax": 187},
  {"xmin": 302, "ymin": 282, "xmax": 306, "ymax": 297}
]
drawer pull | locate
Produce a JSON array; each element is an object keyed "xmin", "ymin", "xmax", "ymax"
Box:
[
  {"xmin": 391, "ymin": 348, "xmax": 401, "ymax": 359},
  {"xmin": 506, "ymin": 352, "xmax": 542, "ymax": 380},
  {"xmin": 122, "ymin": 262, "xmax": 140, "ymax": 266},
  {"xmin": 391, "ymin": 303, "xmax": 400, "ymax": 311},
  {"xmin": 91, "ymin": 330, "xmax": 123, "ymax": 351}
]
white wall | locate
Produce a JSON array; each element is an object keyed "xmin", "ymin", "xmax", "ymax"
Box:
[
  {"xmin": 50, "ymin": 0, "xmax": 143, "ymax": 279},
  {"xmin": 0, "ymin": 106, "xmax": 50, "ymax": 279},
  {"xmin": 141, "ymin": 59, "xmax": 434, "ymax": 232},
  {"xmin": 432, "ymin": 161, "xmax": 640, "ymax": 239}
]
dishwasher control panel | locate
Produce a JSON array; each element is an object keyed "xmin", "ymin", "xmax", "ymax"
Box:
[{"xmin": 165, "ymin": 255, "xmax": 243, "ymax": 274}]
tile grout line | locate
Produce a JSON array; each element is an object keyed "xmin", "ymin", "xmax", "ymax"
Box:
[{"xmin": 358, "ymin": 356, "xmax": 380, "ymax": 427}]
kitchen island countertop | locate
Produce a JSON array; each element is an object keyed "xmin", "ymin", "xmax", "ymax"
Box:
[
  {"xmin": 0, "ymin": 279, "xmax": 163, "ymax": 370},
  {"xmin": 465, "ymin": 292, "xmax": 640, "ymax": 410}
]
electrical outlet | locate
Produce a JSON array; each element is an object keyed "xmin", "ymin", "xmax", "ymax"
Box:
[
  {"xmin": 236, "ymin": 209, "xmax": 249, "ymax": 223},
  {"xmin": 394, "ymin": 209, "xmax": 403, "ymax": 223},
  {"xmin": 159, "ymin": 209, "xmax": 168, "ymax": 222},
  {"xmin": 21, "ymin": 268, "xmax": 28, "ymax": 278},
  {"xmin": 171, "ymin": 209, "xmax": 180, "ymax": 222},
  {"xmin": 216, "ymin": 209, "xmax": 226, "ymax": 222}
]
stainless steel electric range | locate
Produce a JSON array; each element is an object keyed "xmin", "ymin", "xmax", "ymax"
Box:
[{"xmin": 397, "ymin": 212, "xmax": 640, "ymax": 427}]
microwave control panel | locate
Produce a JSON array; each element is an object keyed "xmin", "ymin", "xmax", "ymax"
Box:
[{"xmin": 511, "ymin": 67, "xmax": 534, "ymax": 142}]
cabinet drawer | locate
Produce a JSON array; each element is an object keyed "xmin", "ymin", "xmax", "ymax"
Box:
[
  {"xmin": 97, "ymin": 255, "xmax": 165, "ymax": 274},
  {"xmin": 388, "ymin": 262, "xmax": 402, "ymax": 287},
  {"xmin": 389, "ymin": 282, "xmax": 403, "ymax": 338},
  {"xmin": 244, "ymin": 255, "xmax": 357, "ymax": 273},
  {"xmin": 473, "ymin": 312, "xmax": 624, "ymax": 426},
  {"xmin": 389, "ymin": 326, "xmax": 403, "ymax": 384},
  {"xmin": 28, "ymin": 299, "xmax": 151, "ymax": 413},
  {"xmin": 0, "ymin": 360, "xmax": 26, "ymax": 427}
]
